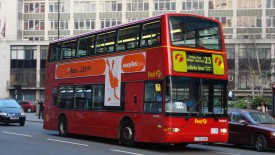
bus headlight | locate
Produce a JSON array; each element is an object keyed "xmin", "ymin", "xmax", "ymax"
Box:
[
  {"xmin": 163, "ymin": 127, "xmax": 181, "ymax": 133},
  {"xmin": 220, "ymin": 128, "xmax": 227, "ymax": 134}
]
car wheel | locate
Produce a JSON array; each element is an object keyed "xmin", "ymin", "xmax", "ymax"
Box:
[
  {"xmin": 27, "ymin": 108, "xmax": 32, "ymax": 113},
  {"xmin": 58, "ymin": 116, "xmax": 68, "ymax": 137},
  {"xmin": 120, "ymin": 120, "xmax": 134, "ymax": 147},
  {"xmin": 254, "ymin": 134, "xmax": 268, "ymax": 152},
  {"xmin": 19, "ymin": 121, "xmax": 25, "ymax": 126}
]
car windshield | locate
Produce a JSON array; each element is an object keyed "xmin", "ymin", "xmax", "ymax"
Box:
[
  {"xmin": 245, "ymin": 112, "xmax": 275, "ymax": 124},
  {"xmin": 0, "ymin": 100, "xmax": 20, "ymax": 108}
]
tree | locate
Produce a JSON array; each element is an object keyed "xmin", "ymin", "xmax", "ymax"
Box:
[{"xmin": 238, "ymin": 32, "xmax": 272, "ymax": 98}]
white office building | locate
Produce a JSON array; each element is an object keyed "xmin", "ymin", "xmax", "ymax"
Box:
[{"xmin": 0, "ymin": 0, "xmax": 274, "ymax": 101}]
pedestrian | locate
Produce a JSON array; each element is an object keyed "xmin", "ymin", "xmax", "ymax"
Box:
[
  {"xmin": 228, "ymin": 89, "xmax": 233, "ymax": 101},
  {"xmin": 257, "ymin": 100, "xmax": 268, "ymax": 114},
  {"xmin": 38, "ymin": 100, "xmax": 44, "ymax": 119}
]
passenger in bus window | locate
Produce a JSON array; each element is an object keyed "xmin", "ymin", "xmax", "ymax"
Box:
[
  {"xmin": 197, "ymin": 40, "xmax": 204, "ymax": 48},
  {"xmin": 151, "ymin": 34, "xmax": 160, "ymax": 45}
]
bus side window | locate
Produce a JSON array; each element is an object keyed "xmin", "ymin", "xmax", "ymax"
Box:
[
  {"xmin": 141, "ymin": 20, "xmax": 161, "ymax": 47},
  {"xmin": 77, "ymin": 36, "xmax": 96, "ymax": 57},
  {"xmin": 117, "ymin": 25, "xmax": 140, "ymax": 51},
  {"xmin": 49, "ymin": 43, "xmax": 61, "ymax": 61},
  {"xmin": 61, "ymin": 40, "xmax": 77, "ymax": 60},
  {"xmin": 52, "ymin": 87, "xmax": 58, "ymax": 105},
  {"xmin": 96, "ymin": 31, "xmax": 116, "ymax": 54},
  {"xmin": 144, "ymin": 81, "xmax": 162, "ymax": 113}
]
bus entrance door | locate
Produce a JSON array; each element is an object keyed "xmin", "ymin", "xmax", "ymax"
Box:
[{"xmin": 125, "ymin": 82, "xmax": 144, "ymax": 112}]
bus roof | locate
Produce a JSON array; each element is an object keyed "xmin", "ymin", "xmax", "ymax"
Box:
[{"xmin": 49, "ymin": 13, "xmax": 217, "ymax": 44}]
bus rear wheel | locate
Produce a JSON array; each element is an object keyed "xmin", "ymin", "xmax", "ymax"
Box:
[
  {"xmin": 58, "ymin": 116, "xmax": 68, "ymax": 137},
  {"xmin": 120, "ymin": 120, "xmax": 135, "ymax": 147}
]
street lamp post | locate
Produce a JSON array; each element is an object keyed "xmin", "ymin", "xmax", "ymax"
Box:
[{"xmin": 58, "ymin": 0, "xmax": 60, "ymax": 39}]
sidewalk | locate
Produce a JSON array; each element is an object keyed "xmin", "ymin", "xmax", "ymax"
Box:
[{"xmin": 25, "ymin": 112, "xmax": 44, "ymax": 123}]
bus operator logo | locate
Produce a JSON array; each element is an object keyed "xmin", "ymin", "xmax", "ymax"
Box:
[
  {"xmin": 214, "ymin": 57, "xmax": 222, "ymax": 66},
  {"xmin": 175, "ymin": 53, "xmax": 184, "ymax": 63},
  {"xmin": 195, "ymin": 119, "xmax": 207, "ymax": 124}
]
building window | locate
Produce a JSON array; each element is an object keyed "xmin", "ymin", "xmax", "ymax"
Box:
[
  {"xmin": 23, "ymin": 37, "xmax": 44, "ymax": 41},
  {"xmin": 24, "ymin": 20, "xmax": 44, "ymax": 30},
  {"xmin": 11, "ymin": 46, "xmax": 37, "ymax": 60},
  {"xmin": 24, "ymin": 2, "xmax": 45, "ymax": 13},
  {"xmin": 127, "ymin": 18, "xmax": 142, "ymax": 22},
  {"xmin": 213, "ymin": 17, "xmax": 232, "ymax": 28},
  {"xmin": 100, "ymin": 19, "xmax": 121, "ymax": 28},
  {"xmin": 267, "ymin": 16, "xmax": 275, "ymax": 27},
  {"xmin": 74, "ymin": 1, "xmax": 96, "ymax": 12},
  {"xmin": 41, "ymin": 46, "xmax": 48, "ymax": 60},
  {"xmin": 49, "ymin": 20, "xmax": 69, "ymax": 30},
  {"xmin": 74, "ymin": 19, "xmax": 95, "ymax": 30},
  {"xmin": 226, "ymin": 45, "xmax": 235, "ymax": 59},
  {"xmin": 267, "ymin": 0, "xmax": 275, "ymax": 8},
  {"xmin": 49, "ymin": 2, "xmax": 69, "ymax": 13},
  {"xmin": 100, "ymin": 1, "xmax": 122, "ymax": 11},
  {"xmin": 154, "ymin": 0, "xmax": 176, "ymax": 10},
  {"xmin": 237, "ymin": 16, "xmax": 261, "ymax": 28},
  {"xmin": 237, "ymin": 0, "xmax": 261, "ymax": 9},
  {"xmin": 126, "ymin": 0, "xmax": 149, "ymax": 11},
  {"xmin": 183, "ymin": 0, "xmax": 204, "ymax": 10},
  {"xmin": 208, "ymin": 0, "xmax": 232, "ymax": 10}
]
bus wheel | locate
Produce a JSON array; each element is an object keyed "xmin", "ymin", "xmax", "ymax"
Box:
[
  {"xmin": 254, "ymin": 134, "xmax": 268, "ymax": 152},
  {"xmin": 120, "ymin": 120, "xmax": 135, "ymax": 147},
  {"xmin": 58, "ymin": 116, "xmax": 68, "ymax": 137}
]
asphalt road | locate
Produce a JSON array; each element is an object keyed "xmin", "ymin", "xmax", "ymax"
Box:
[{"xmin": 0, "ymin": 121, "xmax": 275, "ymax": 155}]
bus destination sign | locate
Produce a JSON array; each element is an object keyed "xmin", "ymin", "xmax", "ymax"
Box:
[
  {"xmin": 186, "ymin": 53, "xmax": 213, "ymax": 73},
  {"xmin": 173, "ymin": 51, "xmax": 224, "ymax": 75}
]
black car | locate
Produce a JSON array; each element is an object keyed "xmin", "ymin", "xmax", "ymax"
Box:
[{"xmin": 0, "ymin": 98, "xmax": 26, "ymax": 126}]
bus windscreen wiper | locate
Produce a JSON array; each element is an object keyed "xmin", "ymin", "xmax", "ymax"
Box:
[{"xmin": 211, "ymin": 112, "xmax": 218, "ymax": 121}]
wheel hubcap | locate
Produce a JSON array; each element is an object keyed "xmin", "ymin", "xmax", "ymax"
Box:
[
  {"xmin": 123, "ymin": 127, "xmax": 133, "ymax": 141},
  {"xmin": 255, "ymin": 136, "xmax": 263, "ymax": 150},
  {"xmin": 60, "ymin": 121, "xmax": 65, "ymax": 134}
]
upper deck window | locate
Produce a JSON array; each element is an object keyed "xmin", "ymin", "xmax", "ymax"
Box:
[
  {"xmin": 96, "ymin": 31, "xmax": 116, "ymax": 54},
  {"xmin": 117, "ymin": 25, "xmax": 140, "ymax": 51},
  {"xmin": 141, "ymin": 20, "xmax": 161, "ymax": 47},
  {"xmin": 169, "ymin": 16, "xmax": 222, "ymax": 50}
]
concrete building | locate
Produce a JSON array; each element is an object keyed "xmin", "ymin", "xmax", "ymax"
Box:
[{"xmin": 0, "ymin": 0, "xmax": 274, "ymax": 101}]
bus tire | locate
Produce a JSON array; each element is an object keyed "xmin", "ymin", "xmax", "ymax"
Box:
[
  {"xmin": 58, "ymin": 116, "xmax": 68, "ymax": 137},
  {"xmin": 120, "ymin": 120, "xmax": 135, "ymax": 147}
]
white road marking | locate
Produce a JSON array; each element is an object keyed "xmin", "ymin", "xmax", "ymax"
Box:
[
  {"xmin": 47, "ymin": 138, "xmax": 89, "ymax": 147},
  {"xmin": 110, "ymin": 149, "xmax": 144, "ymax": 155},
  {"xmin": 2, "ymin": 131, "xmax": 32, "ymax": 137},
  {"xmin": 212, "ymin": 151, "xmax": 240, "ymax": 155}
]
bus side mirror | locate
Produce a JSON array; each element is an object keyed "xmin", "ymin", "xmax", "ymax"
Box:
[{"xmin": 155, "ymin": 84, "xmax": 161, "ymax": 92}]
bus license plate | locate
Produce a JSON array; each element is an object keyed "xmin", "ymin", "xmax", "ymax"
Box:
[{"xmin": 194, "ymin": 137, "xmax": 208, "ymax": 142}]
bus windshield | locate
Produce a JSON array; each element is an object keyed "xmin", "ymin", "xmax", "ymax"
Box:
[
  {"xmin": 165, "ymin": 77, "xmax": 227, "ymax": 116},
  {"xmin": 169, "ymin": 16, "xmax": 222, "ymax": 50}
]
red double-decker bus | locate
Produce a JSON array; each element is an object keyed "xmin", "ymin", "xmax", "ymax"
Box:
[{"xmin": 44, "ymin": 13, "xmax": 228, "ymax": 147}]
